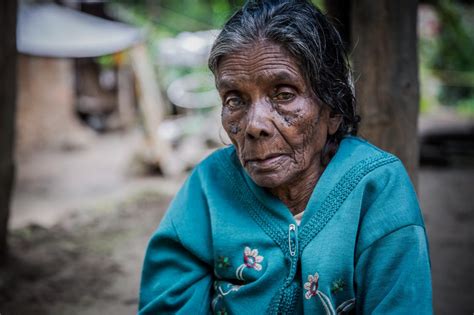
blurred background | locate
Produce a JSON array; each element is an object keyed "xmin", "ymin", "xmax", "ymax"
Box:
[{"xmin": 0, "ymin": 0, "xmax": 473, "ymax": 314}]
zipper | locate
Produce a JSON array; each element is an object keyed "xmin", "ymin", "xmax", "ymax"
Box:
[{"xmin": 288, "ymin": 224, "xmax": 298, "ymax": 257}]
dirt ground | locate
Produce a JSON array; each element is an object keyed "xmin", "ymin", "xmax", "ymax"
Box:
[
  {"xmin": 1, "ymin": 131, "xmax": 182, "ymax": 315},
  {"xmin": 0, "ymin": 127, "xmax": 473, "ymax": 314},
  {"xmin": 1, "ymin": 191, "xmax": 169, "ymax": 315}
]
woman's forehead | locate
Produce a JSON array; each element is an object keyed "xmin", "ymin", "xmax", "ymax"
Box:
[{"xmin": 216, "ymin": 41, "xmax": 304, "ymax": 89}]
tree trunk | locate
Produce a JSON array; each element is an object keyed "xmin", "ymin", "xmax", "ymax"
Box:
[
  {"xmin": 0, "ymin": 0, "xmax": 17, "ymax": 265},
  {"xmin": 351, "ymin": 0, "xmax": 419, "ymax": 185}
]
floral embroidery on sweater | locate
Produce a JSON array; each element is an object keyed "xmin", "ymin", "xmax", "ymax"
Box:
[
  {"xmin": 218, "ymin": 283, "xmax": 241, "ymax": 296},
  {"xmin": 336, "ymin": 298, "xmax": 356, "ymax": 314},
  {"xmin": 212, "ymin": 281, "xmax": 241, "ymax": 312},
  {"xmin": 304, "ymin": 273, "xmax": 356, "ymax": 315},
  {"xmin": 331, "ymin": 278, "xmax": 345, "ymax": 294},
  {"xmin": 215, "ymin": 308, "xmax": 228, "ymax": 315},
  {"xmin": 304, "ymin": 272, "xmax": 320, "ymax": 300},
  {"xmin": 213, "ymin": 247, "xmax": 265, "ymax": 312},
  {"xmin": 236, "ymin": 246, "xmax": 264, "ymax": 280},
  {"xmin": 304, "ymin": 272, "xmax": 336, "ymax": 315},
  {"xmin": 217, "ymin": 256, "xmax": 232, "ymax": 269}
]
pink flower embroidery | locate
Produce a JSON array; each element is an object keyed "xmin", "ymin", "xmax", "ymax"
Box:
[
  {"xmin": 236, "ymin": 246, "xmax": 264, "ymax": 280},
  {"xmin": 243, "ymin": 246, "xmax": 264, "ymax": 270},
  {"xmin": 304, "ymin": 272, "xmax": 320, "ymax": 300},
  {"xmin": 304, "ymin": 272, "xmax": 337, "ymax": 315}
]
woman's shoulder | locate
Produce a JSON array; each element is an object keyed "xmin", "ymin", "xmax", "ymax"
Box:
[
  {"xmin": 175, "ymin": 145, "xmax": 245, "ymax": 202},
  {"xmin": 195, "ymin": 145, "xmax": 238, "ymax": 169},
  {"xmin": 338, "ymin": 136, "xmax": 397, "ymax": 162},
  {"xmin": 334, "ymin": 136, "xmax": 415, "ymax": 189},
  {"xmin": 338, "ymin": 136, "xmax": 414, "ymax": 194},
  {"xmin": 192, "ymin": 145, "xmax": 242, "ymax": 182},
  {"xmin": 324, "ymin": 136, "xmax": 402, "ymax": 192},
  {"xmin": 337, "ymin": 138, "xmax": 427, "ymax": 256}
]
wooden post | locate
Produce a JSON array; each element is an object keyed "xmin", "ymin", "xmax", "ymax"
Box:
[
  {"xmin": 351, "ymin": 0, "xmax": 420, "ymax": 185},
  {"xmin": 129, "ymin": 44, "xmax": 180, "ymax": 175},
  {"xmin": 0, "ymin": 0, "xmax": 17, "ymax": 265},
  {"xmin": 117, "ymin": 59, "xmax": 136, "ymax": 129}
]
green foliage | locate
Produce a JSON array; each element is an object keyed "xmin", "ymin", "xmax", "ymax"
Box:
[
  {"xmin": 457, "ymin": 98, "xmax": 474, "ymax": 117},
  {"xmin": 110, "ymin": 0, "xmax": 245, "ymax": 35},
  {"xmin": 312, "ymin": 0, "xmax": 325, "ymax": 10},
  {"xmin": 96, "ymin": 54, "xmax": 116, "ymax": 69},
  {"xmin": 111, "ymin": 0, "xmax": 325, "ymax": 35},
  {"xmin": 429, "ymin": 0, "xmax": 474, "ymax": 107},
  {"xmin": 420, "ymin": 95, "xmax": 431, "ymax": 114}
]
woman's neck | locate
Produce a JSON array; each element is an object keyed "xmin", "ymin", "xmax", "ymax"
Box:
[{"xmin": 269, "ymin": 165, "xmax": 324, "ymax": 216}]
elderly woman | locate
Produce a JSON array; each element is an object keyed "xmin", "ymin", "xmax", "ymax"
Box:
[{"xmin": 139, "ymin": 1, "xmax": 432, "ymax": 314}]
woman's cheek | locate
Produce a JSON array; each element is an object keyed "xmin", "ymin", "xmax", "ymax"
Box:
[
  {"xmin": 274, "ymin": 102, "xmax": 304, "ymax": 126},
  {"xmin": 228, "ymin": 121, "xmax": 242, "ymax": 135},
  {"xmin": 222, "ymin": 107, "xmax": 245, "ymax": 135}
]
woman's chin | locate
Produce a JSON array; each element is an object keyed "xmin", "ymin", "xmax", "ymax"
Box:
[{"xmin": 245, "ymin": 168, "xmax": 291, "ymax": 189}]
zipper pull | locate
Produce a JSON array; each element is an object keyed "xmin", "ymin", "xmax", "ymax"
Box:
[{"xmin": 288, "ymin": 224, "xmax": 297, "ymax": 257}]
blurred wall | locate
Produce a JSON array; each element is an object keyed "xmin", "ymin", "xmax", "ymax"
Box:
[{"xmin": 16, "ymin": 55, "xmax": 91, "ymax": 158}]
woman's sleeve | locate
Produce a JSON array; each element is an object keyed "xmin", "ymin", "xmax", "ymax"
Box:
[
  {"xmin": 354, "ymin": 160, "xmax": 433, "ymax": 314},
  {"xmin": 138, "ymin": 170, "xmax": 214, "ymax": 314},
  {"xmin": 355, "ymin": 225, "xmax": 433, "ymax": 314}
]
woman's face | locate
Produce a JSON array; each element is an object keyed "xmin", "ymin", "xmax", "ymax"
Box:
[{"xmin": 216, "ymin": 41, "xmax": 340, "ymax": 189}]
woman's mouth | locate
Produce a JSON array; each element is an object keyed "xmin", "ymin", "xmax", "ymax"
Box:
[{"xmin": 245, "ymin": 154, "xmax": 288, "ymax": 171}]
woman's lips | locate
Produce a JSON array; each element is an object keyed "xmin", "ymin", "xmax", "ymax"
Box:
[{"xmin": 245, "ymin": 154, "xmax": 288, "ymax": 171}]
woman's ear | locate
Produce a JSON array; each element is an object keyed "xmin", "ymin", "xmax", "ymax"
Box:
[{"xmin": 327, "ymin": 112, "xmax": 343, "ymax": 135}]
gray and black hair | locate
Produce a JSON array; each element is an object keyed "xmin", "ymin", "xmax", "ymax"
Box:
[{"xmin": 209, "ymin": 0, "xmax": 359, "ymax": 160}]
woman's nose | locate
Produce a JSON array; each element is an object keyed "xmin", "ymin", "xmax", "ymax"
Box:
[{"xmin": 245, "ymin": 101, "xmax": 273, "ymax": 140}]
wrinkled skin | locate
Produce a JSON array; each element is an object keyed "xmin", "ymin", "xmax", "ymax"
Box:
[{"xmin": 216, "ymin": 41, "xmax": 341, "ymax": 215}]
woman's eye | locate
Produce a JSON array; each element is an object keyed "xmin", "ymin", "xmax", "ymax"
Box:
[
  {"xmin": 272, "ymin": 92, "xmax": 295, "ymax": 102},
  {"xmin": 225, "ymin": 97, "xmax": 244, "ymax": 108}
]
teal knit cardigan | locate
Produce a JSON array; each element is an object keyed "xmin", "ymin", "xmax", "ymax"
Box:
[{"xmin": 139, "ymin": 137, "xmax": 433, "ymax": 314}]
